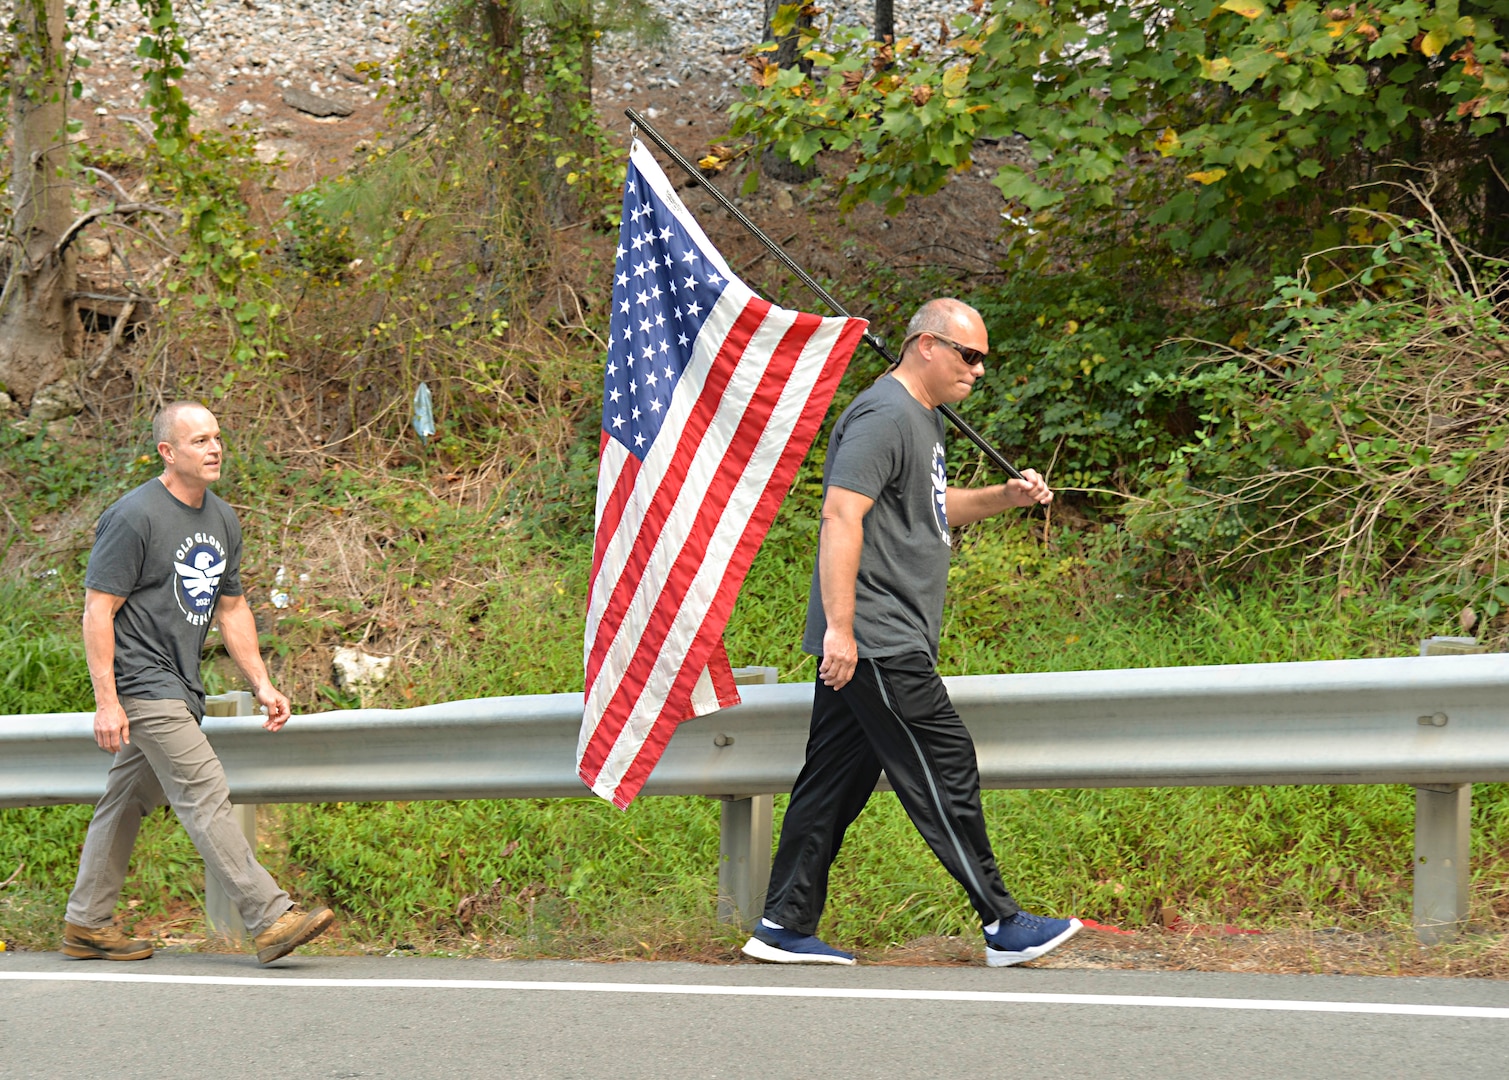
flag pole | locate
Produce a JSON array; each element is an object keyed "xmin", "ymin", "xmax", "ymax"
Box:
[{"xmin": 624, "ymin": 108, "xmax": 1025, "ymax": 482}]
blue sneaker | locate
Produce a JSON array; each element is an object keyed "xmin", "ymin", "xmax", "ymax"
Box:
[
  {"xmin": 741, "ymin": 924, "xmax": 856, "ymax": 965},
  {"xmin": 984, "ymin": 911, "xmax": 1082, "ymax": 968}
]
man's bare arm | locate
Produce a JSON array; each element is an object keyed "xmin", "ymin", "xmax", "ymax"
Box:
[
  {"xmin": 83, "ymin": 589, "xmax": 130, "ymax": 752},
  {"xmin": 945, "ymin": 468, "xmax": 1053, "ymax": 527},
  {"xmin": 214, "ymin": 592, "xmax": 292, "ymax": 731},
  {"xmin": 817, "ymin": 486, "xmax": 875, "ymax": 691}
]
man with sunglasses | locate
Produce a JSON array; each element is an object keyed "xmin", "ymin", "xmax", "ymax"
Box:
[{"xmin": 742, "ymin": 298, "xmax": 1082, "ymax": 967}]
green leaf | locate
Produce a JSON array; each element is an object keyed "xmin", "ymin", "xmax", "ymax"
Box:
[{"xmin": 1333, "ymin": 64, "xmax": 1367, "ymax": 96}]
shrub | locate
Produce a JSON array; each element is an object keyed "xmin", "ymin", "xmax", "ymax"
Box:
[{"xmin": 1130, "ymin": 211, "xmax": 1509, "ymax": 638}]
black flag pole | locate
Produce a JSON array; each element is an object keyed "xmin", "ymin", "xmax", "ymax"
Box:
[{"xmin": 625, "ymin": 108, "xmax": 1025, "ymax": 482}]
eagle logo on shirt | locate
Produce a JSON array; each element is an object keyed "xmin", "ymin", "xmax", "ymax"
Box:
[
  {"xmin": 930, "ymin": 442, "xmax": 949, "ymax": 545},
  {"xmin": 176, "ymin": 551, "xmax": 226, "ymax": 598},
  {"xmin": 173, "ymin": 538, "xmax": 228, "ymax": 624}
]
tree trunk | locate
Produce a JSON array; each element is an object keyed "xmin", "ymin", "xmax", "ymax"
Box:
[
  {"xmin": 874, "ymin": 0, "xmax": 894, "ymax": 50},
  {"xmin": 543, "ymin": 0, "xmax": 595, "ymax": 224},
  {"xmin": 0, "ymin": 0, "xmax": 80, "ymax": 409},
  {"xmin": 480, "ymin": 0, "xmax": 522, "ymax": 104},
  {"xmin": 1479, "ymin": 129, "xmax": 1509, "ymax": 258},
  {"xmin": 760, "ymin": 0, "xmax": 819, "ymax": 184}
]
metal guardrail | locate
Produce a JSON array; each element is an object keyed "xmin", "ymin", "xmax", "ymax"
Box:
[{"xmin": 5, "ymin": 652, "xmax": 1507, "ymax": 942}]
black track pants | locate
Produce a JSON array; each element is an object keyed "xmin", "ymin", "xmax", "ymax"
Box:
[{"xmin": 762, "ymin": 652, "xmax": 1021, "ymax": 935}]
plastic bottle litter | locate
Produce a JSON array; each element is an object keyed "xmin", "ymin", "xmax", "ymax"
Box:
[
  {"xmin": 271, "ymin": 566, "xmax": 290, "ymax": 609},
  {"xmin": 412, "ymin": 382, "xmax": 435, "ymax": 442}
]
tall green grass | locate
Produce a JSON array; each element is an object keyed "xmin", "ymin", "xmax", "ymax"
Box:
[{"xmin": 0, "ymin": 581, "xmax": 92, "ymax": 714}]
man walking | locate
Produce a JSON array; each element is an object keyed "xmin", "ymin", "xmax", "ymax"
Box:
[
  {"xmin": 62, "ymin": 401, "xmax": 333, "ymax": 965},
  {"xmin": 742, "ymin": 299, "xmax": 1081, "ymax": 968}
]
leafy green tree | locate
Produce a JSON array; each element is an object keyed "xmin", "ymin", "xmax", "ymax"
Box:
[{"xmin": 732, "ymin": 0, "xmax": 1509, "ymax": 257}]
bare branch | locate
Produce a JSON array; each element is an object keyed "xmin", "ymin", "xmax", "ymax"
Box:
[
  {"xmin": 87, "ymin": 301, "xmax": 139, "ymax": 380},
  {"xmin": 52, "ymin": 202, "xmax": 174, "ymax": 260}
]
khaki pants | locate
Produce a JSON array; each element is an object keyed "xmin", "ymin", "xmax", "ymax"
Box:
[{"xmin": 65, "ymin": 696, "xmax": 290, "ymax": 935}]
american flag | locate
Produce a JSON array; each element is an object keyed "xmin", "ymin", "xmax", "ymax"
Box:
[{"xmin": 578, "ymin": 140, "xmax": 867, "ymax": 807}]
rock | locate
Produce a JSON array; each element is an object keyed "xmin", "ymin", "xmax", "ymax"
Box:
[
  {"xmin": 78, "ymin": 237, "xmax": 112, "ymax": 260},
  {"xmin": 29, "ymin": 382, "xmax": 84, "ymax": 424},
  {"xmin": 333, "ymin": 646, "xmax": 394, "ymax": 693},
  {"xmin": 773, "ymin": 186, "xmax": 794, "ymax": 211},
  {"xmin": 282, "ymin": 87, "xmax": 353, "ymax": 117},
  {"xmin": 336, "ymin": 62, "xmax": 368, "ymax": 84},
  {"xmin": 254, "ymin": 138, "xmax": 310, "ymax": 163},
  {"xmin": 189, "ymin": 100, "xmax": 221, "ymax": 134},
  {"xmin": 0, "ymin": 392, "xmax": 14, "ymax": 413}
]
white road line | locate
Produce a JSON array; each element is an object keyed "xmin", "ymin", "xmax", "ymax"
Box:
[{"xmin": 2, "ymin": 971, "xmax": 1506, "ymax": 1019}]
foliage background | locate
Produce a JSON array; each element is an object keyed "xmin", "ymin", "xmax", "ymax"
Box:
[{"xmin": 4, "ymin": 0, "xmax": 1509, "ymax": 963}]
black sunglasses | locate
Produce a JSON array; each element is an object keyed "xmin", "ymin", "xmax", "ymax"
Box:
[{"xmin": 902, "ymin": 331, "xmax": 988, "ymax": 367}]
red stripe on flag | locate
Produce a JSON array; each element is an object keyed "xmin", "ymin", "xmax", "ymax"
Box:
[
  {"xmin": 607, "ymin": 314, "xmax": 864, "ymax": 803},
  {"xmin": 589, "ymin": 430, "xmax": 636, "ymax": 586},
  {"xmin": 707, "ymin": 639, "xmax": 739, "ymax": 706},
  {"xmin": 580, "ymin": 295, "xmax": 771, "ymax": 715},
  {"xmin": 579, "ymin": 299, "xmax": 781, "ymax": 784},
  {"xmin": 596, "ymin": 307, "xmax": 818, "ymax": 719}
]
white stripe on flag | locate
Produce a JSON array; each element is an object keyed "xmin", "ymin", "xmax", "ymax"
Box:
[
  {"xmin": 583, "ymin": 282, "xmax": 751, "ymax": 649},
  {"xmin": 592, "ymin": 437, "xmax": 629, "ymax": 535},
  {"xmin": 583, "ymin": 285, "xmax": 757, "ymax": 714},
  {"xmin": 590, "ymin": 313, "xmax": 849, "ymax": 798}
]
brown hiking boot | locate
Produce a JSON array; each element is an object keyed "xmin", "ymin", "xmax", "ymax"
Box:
[
  {"xmin": 61, "ymin": 922, "xmax": 154, "ymax": 961},
  {"xmin": 253, "ymin": 904, "xmax": 334, "ymax": 964}
]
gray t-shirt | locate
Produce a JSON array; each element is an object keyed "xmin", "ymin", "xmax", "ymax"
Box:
[
  {"xmin": 803, "ymin": 375, "xmax": 952, "ymax": 660},
  {"xmin": 84, "ymin": 478, "xmax": 244, "ymax": 718}
]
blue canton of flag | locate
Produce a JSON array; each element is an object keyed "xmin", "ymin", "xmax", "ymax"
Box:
[{"xmin": 603, "ymin": 176, "xmax": 730, "ymax": 458}]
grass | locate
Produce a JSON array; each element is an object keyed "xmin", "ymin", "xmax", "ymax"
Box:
[{"xmin": 0, "ymin": 582, "xmax": 94, "ymax": 715}]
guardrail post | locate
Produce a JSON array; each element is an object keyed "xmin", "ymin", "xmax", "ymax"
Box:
[
  {"xmin": 718, "ymin": 795, "xmax": 773, "ymax": 930},
  {"xmin": 719, "ymin": 666, "xmax": 780, "ymax": 931},
  {"xmin": 1410, "ymin": 636, "xmax": 1484, "ymax": 945},
  {"xmin": 1414, "ymin": 782, "xmax": 1471, "ymax": 945},
  {"xmin": 203, "ymin": 691, "xmax": 256, "ymax": 942}
]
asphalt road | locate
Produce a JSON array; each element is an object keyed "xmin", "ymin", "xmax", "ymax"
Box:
[{"xmin": 3, "ymin": 949, "xmax": 1507, "ymax": 1079}]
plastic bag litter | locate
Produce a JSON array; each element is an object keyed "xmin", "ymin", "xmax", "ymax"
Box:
[{"xmin": 412, "ymin": 382, "xmax": 435, "ymax": 442}]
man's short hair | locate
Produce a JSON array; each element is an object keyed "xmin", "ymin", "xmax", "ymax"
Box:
[
  {"xmin": 153, "ymin": 402, "xmax": 206, "ymax": 448},
  {"xmin": 902, "ymin": 298, "xmax": 976, "ymax": 357}
]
